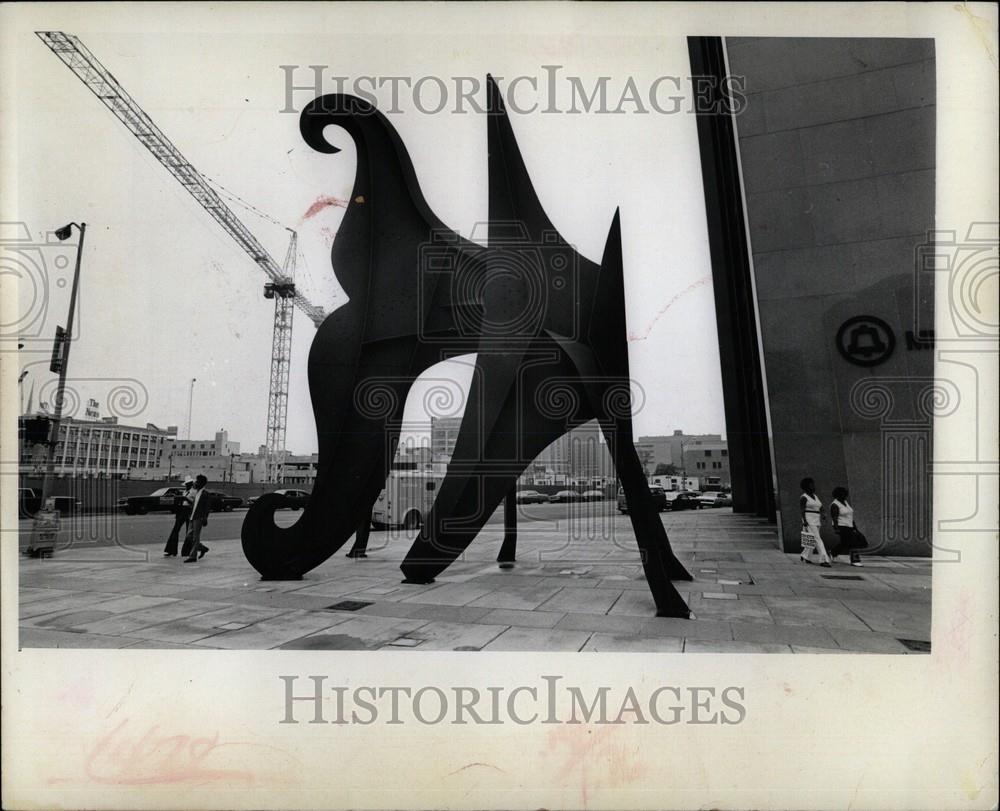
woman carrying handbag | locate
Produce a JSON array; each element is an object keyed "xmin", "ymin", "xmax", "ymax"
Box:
[
  {"xmin": 830, "ymin": 486, "xmax": 867, "ymax": 567},
  {"xmin": 799, "ymin": 477, "xmax": 832, "ymax": 567}
]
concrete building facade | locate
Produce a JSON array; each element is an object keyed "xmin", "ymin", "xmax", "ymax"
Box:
[{"xmin": 718, "ymin": 37, "xmax": 937, "ymax": 554}]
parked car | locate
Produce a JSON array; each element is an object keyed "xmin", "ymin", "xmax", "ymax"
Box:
[
  {"xmin": 18, "ymin": 488, "xmax": 82, "ymax": 518},
  {"xmin": 697, "ymin": 492, "xmax": 732, "ymax": 508},
  {"xmin": 117, "ymin": 487, "xmax": 188, "ymax": 515},
  {"xmin": 247, "ymin": 489, "xmax": 310, "ymax": 510},
  {"xmin": 617, "ymin": 485, "xmax": 668, "ymax": 513},
  {"xmin": 581, "ymin": 490, "xmax": 606, "ymax": 501},
  {"xmin": 515, "ymin": 489, "xmax": 550, "ymax": 504},
  {"xmin": 663, "ymin": 492, "xmax": 703, "ymax": 511},
  {"xmin": 118, "ymin": 487, "xmax": 242, "ymax": 515},
  {"xmin": 205, "ymin": 490, "xmax": 243, "ymax": 512},
  {"xmin": 550, "ymin": 490, "xmax": 583, "ymax": 503}
]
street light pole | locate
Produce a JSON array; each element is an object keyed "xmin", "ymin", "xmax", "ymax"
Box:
[
  {"xmin": 17, "ymin": 370, "xmax": 29, "ymax": 414},
  {"xmin": 186, "ymin": 377, "xmax": 197, "ymax": 439},
  {"xmin": 39, "ymin": 222, "xmax": 86, "ymax": 509}
]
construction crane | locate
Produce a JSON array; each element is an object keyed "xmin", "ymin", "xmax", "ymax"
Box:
[{"xmin": 37, "ymin": 31, "xmax": 326, "ymax": 483}]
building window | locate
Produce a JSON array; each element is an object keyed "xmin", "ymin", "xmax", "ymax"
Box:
[
  {"xmin": 721, "ymin": 449, "xmax": 728, "ymax": 456},
  {"xmin": 704, "ymin": 450, "xmax": 712, "ymax": 457}
]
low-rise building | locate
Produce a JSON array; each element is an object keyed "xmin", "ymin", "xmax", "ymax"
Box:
[
  {"xmin": 682, "ymin": 439, "xmax": 731, "ymax": 488},
  {"xmin": 18, "ymin": 413, "xmax": 178, "ymax": 479},
  {"xmin": 636, "ymin": 430, "xmax": 723, "ymax": 475}
]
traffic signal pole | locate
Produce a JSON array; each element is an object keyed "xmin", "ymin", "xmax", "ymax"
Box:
[{"xmin": 39, "ymin": 222, "xmax": 86, "ymax": 509}]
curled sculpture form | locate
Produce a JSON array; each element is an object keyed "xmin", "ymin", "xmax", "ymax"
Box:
[{"xmin": 241, "ymin": 78, "xmax": 692, "ymax": 617}]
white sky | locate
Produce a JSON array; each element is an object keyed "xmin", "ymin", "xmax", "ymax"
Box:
[{"xmin": 10, "ymin": 20, "xmax": 725, "ymax": 454}]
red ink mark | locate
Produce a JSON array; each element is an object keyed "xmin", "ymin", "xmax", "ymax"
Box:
[
  {"xmin": 82, "ymin": 718, "xmax": 266, "ymax": 785},
  {"xmin": 56, "ymin": 679, "xmax": 94, "ymax": 708},
  {"xmin": 546, "ymin": 724, "xmax": 645, "ymax": 807},
  {"xmin": 628, "ymin": 274, "xmax": 712, "ymax": 342},
  {"xmin": 301, "ymin": 195, "xmax": 347, "ymax": 222}
]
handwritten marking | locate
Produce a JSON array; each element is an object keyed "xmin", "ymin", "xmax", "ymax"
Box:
[
  {"xmin": 83, "ymin": 718, "xmax": 259, "ymax": 785},
  {"xmin": 628, "ymin": 274, "xmax": 712, "ymax": 342}
]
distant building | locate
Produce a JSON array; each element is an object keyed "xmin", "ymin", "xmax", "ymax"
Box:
[
  {"xmin": 168, "ymin": 429, "xmax": 239, "ymax": 459},
  {"xmin": 430, "ymin": 416, "xmax": 463, "ymax": 460},
  {"xmin": 682, "ymin": 439, "xmax": 730, "ymax": 488},
  {"xmin": 135, "ymin": 429, "xmax": 254, "ymax": 482},
  {"xmin": 636, "ymin": 430, "xmax": 723, "ymax": 475},
  {"xmin": 520, "ymin": 420, "xmax": 614, "ymax": 486},
  {"xmin": 18, "ymin": 413, "xmax": 178, "ymax": 479},
  {"xmin": 282, "ymin": 453, "xmax": 318, "ymax": 485}
]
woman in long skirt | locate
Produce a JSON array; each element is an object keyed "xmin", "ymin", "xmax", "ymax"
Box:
[{"xmin": 799, "ymin": 477, "xmax": 831, "ymax": 566}]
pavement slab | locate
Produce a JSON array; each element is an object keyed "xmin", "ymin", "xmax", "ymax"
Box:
[
  {"xmin": 537, "ymin": 587, "xmax": 623, "ymax": 615},
  {"xmin": 476, "ymin": 608, "xmax": 567, "ymax": 629},
  {"xmin": 482, "ymin": 627, "xmax": 593, "ymax": 652},
  {"xmin": 17, "ymin": 628, "xmax": 145, "ymax": 649},
  {"xmin": 555, "ymin": 612, "xmax": 644, "ymax": 635},
  {"xmin": 467, "ymin": 585, "xmax": 564, "ymax": 611},
  {"xmin": 395, "ymin": 621, "xmax": 509, "ymax": 651},
  {"xmin": 683, "ymin": 639, "xmax": 794, "ymax": 654},
  {"xmin": 581, "ymin": 633, "xmax": 684, "ymax": 652},
  {"xmin": 206, "ymin": 611, "xmax": 351, "ymax": 649},
  {"xmin": 16, "ymin": 510, "xmax": 931, "ymax": 653}
]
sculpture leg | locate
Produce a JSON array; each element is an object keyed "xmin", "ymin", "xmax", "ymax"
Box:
[
  {"xmin": 346, "ymin": 515, "xmax": 371, "ymax": 558},
  {"xmin": 242, "ymin": 336, "xmax": 414, "ymax": 579},
  {"xmin": 603, "ymin": 426, "xmax": 692, "ymax": 617},
  {"xmin": 401, "ymin": 350, "xmax": 560, "ymax": 581},
  {"xmin": 497, "ymin": 489, "xmax": 518, "ymax": 569}
]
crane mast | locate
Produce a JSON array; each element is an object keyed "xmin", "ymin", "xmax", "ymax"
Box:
[
  {"xmin": 37, "ymin": 31, "xmax": 325, "ymax": 481},
  {"xmin": 264, "ymin": 232, "xmax": 298, "ymax": 483}
]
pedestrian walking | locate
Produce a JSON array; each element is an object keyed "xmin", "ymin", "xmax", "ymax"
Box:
[
  {"xmin": 830, "ymin": 486, "xmax": 867, "ymax": 567},
  {"xmin": 182, "ymin": 474, "xmax": 211, "ymax": 563},
  {"xmin": 163, "ymin": 479, "xmax": 195, "ymax": 557},
  {"xmin": 799, "ymin": 477, "xmax": 831, "ymax": 566}
]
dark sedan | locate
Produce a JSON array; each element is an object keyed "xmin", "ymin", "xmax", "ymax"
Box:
[
  {"xmin": 246, "ymin": 489, "xmax": 310, "ymax": 510},
  {"xmin": 118, "ymin": 487, "xmax": 242, "ymax": 515},
  {"xmin": 617, "ymin": 485, "xmax": 668, "ymax": 513},
  {"xmin": 118, "ymin": 487, "xmax": 187, "ymax": 515},
  {"xmin": 663, "ymin": 492, "xmax": 703, "ymax": 511},
  {"xmin": 205, "ymin": 490, "xmax": 243, "ymax": 511}
]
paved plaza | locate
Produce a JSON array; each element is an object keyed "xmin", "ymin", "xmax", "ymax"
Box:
[{"xmin": 16, "ymin": 508, "xmax": 932, "ymax": 653}]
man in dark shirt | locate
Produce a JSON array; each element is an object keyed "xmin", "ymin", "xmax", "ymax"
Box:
[
  {"xmin": 182, "ymin": 475, "xmax": 211, "ymax": 562},
  {"xmin": 163, "ymin": 479, "xmax": 194, "ymax": 557}
]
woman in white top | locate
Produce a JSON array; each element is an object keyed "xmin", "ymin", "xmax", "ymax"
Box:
[
  {"xmin": 830, "ymin": 486, "xmax": 864, "ymax": 567},
  {"xmin": 799, "ymin": 477, "xmax": 831, "ymax": 566}
]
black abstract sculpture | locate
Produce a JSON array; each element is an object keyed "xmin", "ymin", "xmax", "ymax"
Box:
[{"xmin": 241, "ymin": 77, "xmax": 692, "ymax": 617}]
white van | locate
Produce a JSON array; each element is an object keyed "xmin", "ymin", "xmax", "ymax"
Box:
[{"xmin": 371, "ymin": 471, "xmax": 444, "ymax": 529}]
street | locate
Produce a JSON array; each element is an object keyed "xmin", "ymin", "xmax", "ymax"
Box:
[{"xmin": 15, "ymin": 499, "xmax": 714, "ymax": 552}]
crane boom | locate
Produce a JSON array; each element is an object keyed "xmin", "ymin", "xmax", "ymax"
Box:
[{"xmin": 36, "ymin": 31, "xmax": 326, "ymax": 327}]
